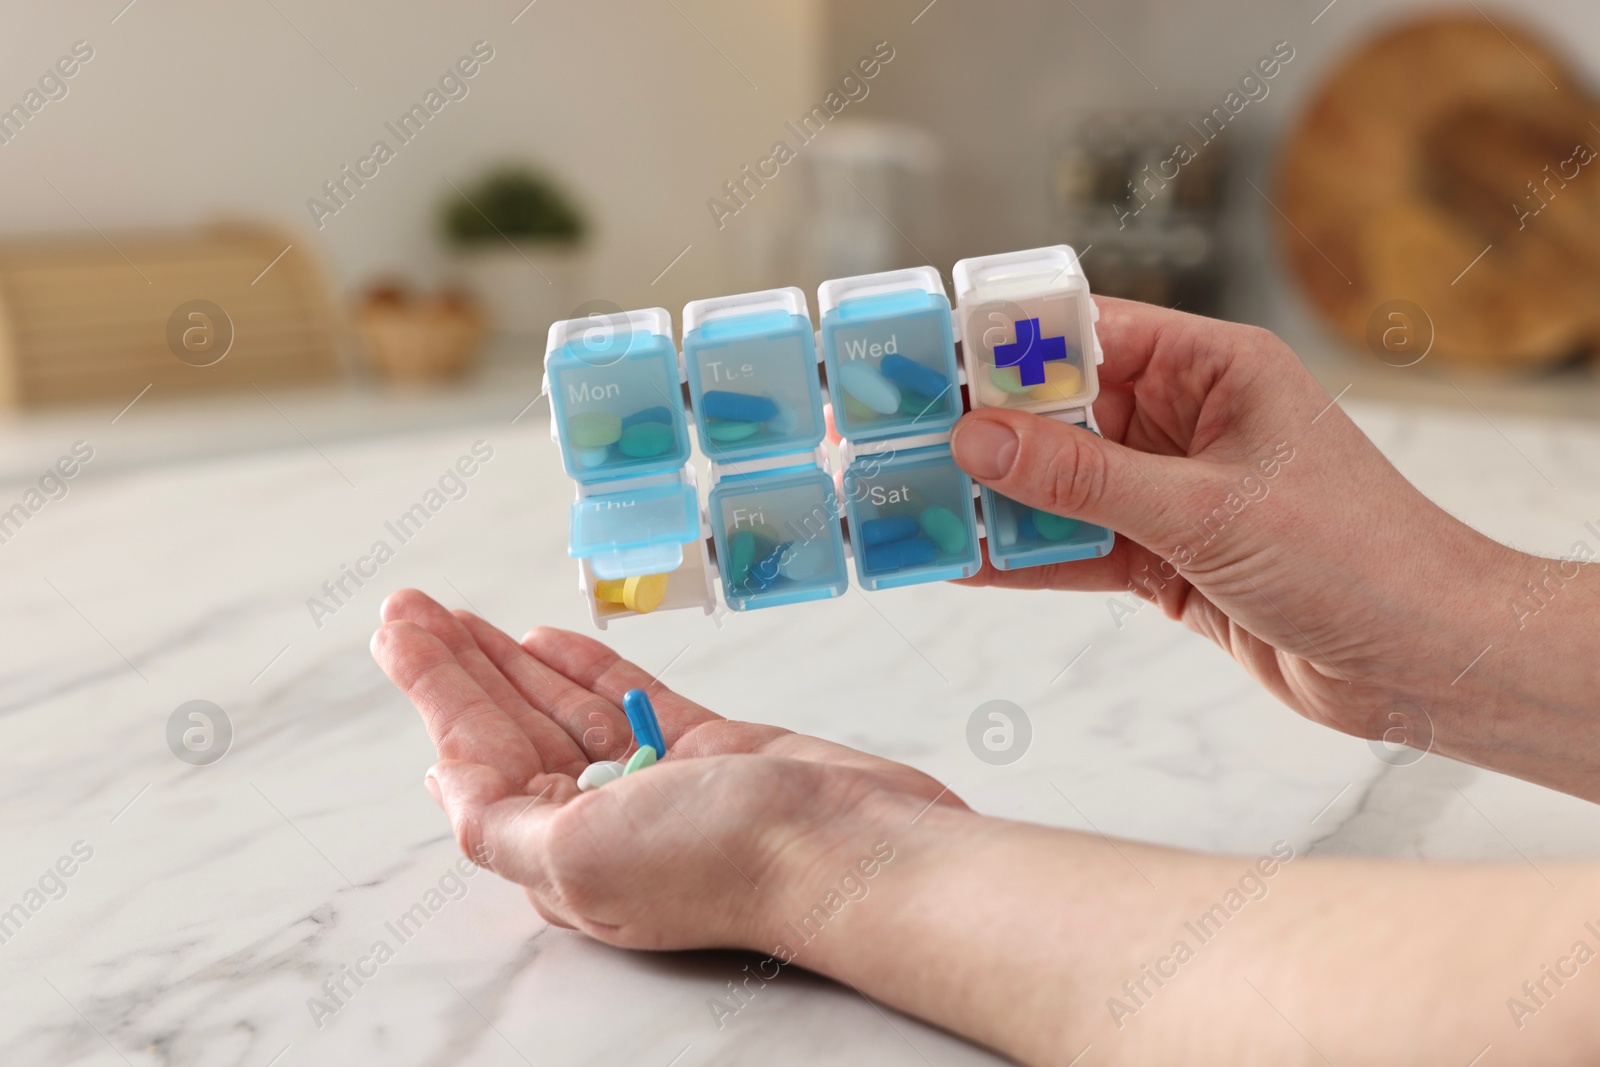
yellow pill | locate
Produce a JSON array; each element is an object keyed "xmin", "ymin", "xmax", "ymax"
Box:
[
  {"xmin": 842, "ymin": 393, "xmax": 878, "ymax": 421},
  {"xmin": 1028, "ymin": 361, "xmax": 1084, "ymax": 402},
  {"xmin": 594, "ymin": 573, "xmax": 669, "ymax": 613}
]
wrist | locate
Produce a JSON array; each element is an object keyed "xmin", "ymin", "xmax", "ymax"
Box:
[
  {"xmin": 1410, "ymin": 544, "xmax": 1600, "ymax": 799},
  {"xmin": 746, "ymin": 785, "xmax": 943, "ymax": 959}
]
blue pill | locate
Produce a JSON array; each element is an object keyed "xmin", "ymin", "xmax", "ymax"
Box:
[
  {"xmin": 859, "ymin": 514, "xmax": 920, "ymax": 545},
  {"xmin": 746, "ymin": 541, "xmax": 790, "ymax": 590},
  {"xmin": 862, "ymin": 535, "xmax": 938, "ymax": 572},
  {"xmin": 1017, "ymin": 510, "xmax": 1038, "ymax": 541},
  {"xmin": 702, "ymin": 390, "xmax": 779, "ymax": 423},
  {"xmin": 622, "ymin": 406, "xmax": 673, "ymax": 429},
  {"xmin": 623, "ymin": 688, "xmax": 667, "ymax": 758},
  {"xmin": 880, "ymin": 353, "xmax": 949, "ymax": 400}
]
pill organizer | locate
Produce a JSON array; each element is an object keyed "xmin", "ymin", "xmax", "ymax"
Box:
[
  {"xmin": 543, "ymin": 246, "xmax": 1115, "ymax": 626},
  {"xmin": 953, "ymin": 246, "xmax": 1116, "ymax": 570}
]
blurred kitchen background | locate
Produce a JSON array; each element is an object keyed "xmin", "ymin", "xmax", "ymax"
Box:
[{"xmin": 0, "ymin": 0, "xmax": 1596, "ymax": 473}]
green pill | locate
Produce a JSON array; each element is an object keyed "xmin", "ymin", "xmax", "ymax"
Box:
[
  {"xmin": 569, "ymin": 411, "xmax": 622, "ymax": 448},
  {"xmin": 624, "ymin": 745, "xmax": 657, "ymax": 774},
  {"xmin": 618, "ymin": 421, "xmax": 675, "ymax": 458},
  {"xmin": 706, "ymin": 418, "xmax": 760, "ymax": 442},
  {"xmin": 919, "ymin": 505, "xmax": 968, "ymax": 555},
  {"xmin": 899, "ymin": 389, "xmax": 941, "ymax": 417},
  {"xmin": 1031, "ymin": 509, "xmax": 1082, "ymax": 542},
  {"xmin": 988, "ymin": 366, "xmax": 1032, "ymax": 395},
  {"xmin": 728, "ymin": 528, "xmax": 757, "ymax": 585}
]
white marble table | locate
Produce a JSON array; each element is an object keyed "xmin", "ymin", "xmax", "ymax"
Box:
[{"xmin": 4, "ymin": 388, "xmax": 1600, "ymax": 1067}]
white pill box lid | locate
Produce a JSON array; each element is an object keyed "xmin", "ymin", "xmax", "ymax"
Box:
[
  {"xmin": 816, "ymin": 265, "xmax": 946, "ymax": 317},
  {"xmin": 952, "ymin": 245, "xmax": 1103, "ymax": 421}
]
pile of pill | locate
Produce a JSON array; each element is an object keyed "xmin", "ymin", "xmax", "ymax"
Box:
[
  {"xmin": 568, "ymin": 406, "xmax": 678, "ymax": 468},
  {"xmin": 700, "ymin": 390, "xmax": 798, "ymax": 444},
  {"xmin": 837, "ymin": 354, "xmax": 951, "ymax": 425},
  {"xmin": 981, "ymin": 359, "xmax": 1084, "ymax": 407},
  {"xmin": 594, "ymin": 573, "xmax": 669, "ymax": 614},
  {"xmin": 723, "ymin": 524, "xmax": 834, "ymax": 593},
  {"xmin": 577, "ymin": 688, "xmax": 667, "ymax": 791},
  {"xmin": 857, "ymin": 503, "xmax": 968, "ymax": 573}
]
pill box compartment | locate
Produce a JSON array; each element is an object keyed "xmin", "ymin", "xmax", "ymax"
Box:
[
  {"xmin": 843, "ymin": 445, "xmax": 981, "ymax": 590},
  {"xmin": 682, "ymin": 288, "xmax": 826, "ymax": 463},
  {"xmin": 545, "ymin": 314, "xmax": 692, "ymax": 483},
  {"xmin": 819, "ymin": 271, "xmax": 961, "ymax": 443},
  {"xmin": 954, "ymin": 246, "xmax": 1100, "ymax": 415},
  {"xmin": 980, "ymin": 486, "xmax": 1114, "ymax": 571},
  {"xmin": 578, "ymin": 533, "xmax": 716, "ymax": 629},
  {"xmin": 708, "ymin": 467, "xmax": 848, "ymax": 611}
]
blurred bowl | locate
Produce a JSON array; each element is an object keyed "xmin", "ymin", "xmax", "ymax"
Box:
[{"xmin": 358, "ymin": 288, "xmax": 487, "ymax": 380}]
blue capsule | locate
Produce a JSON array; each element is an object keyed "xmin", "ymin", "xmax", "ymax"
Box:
[
  {"xmin": 880, "ymin": 353, "xmax": 949, "ymax": 401},
  {"xmin": 746, "ymin": 540, "xmax": 790, "ymax": 590},
  {"xmin": 701, "ymin": 390, "xmax": 780, "ymax": 423},
  {"xmin": 859, "ymin": 514, "xmax": 920, "ymax": 545},
  {"xmin": 623, "ymin": 688, "xmax": 667, "ymax": 758},
  {"xmin": 862, "ymin": 535, "xmax": 938, "ymax": 572},
  {"xmin": 1017, "ymin": 510, "xmax": 1038, "ymax": 542}
]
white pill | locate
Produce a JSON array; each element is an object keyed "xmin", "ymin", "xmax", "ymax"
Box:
[
  {"xmin": 839, "ymin": 361, "xmax": 901, "ymax": 415},
  {"xmin": 993, "ymin": 503, "xmax": 1018, "ymax": 547},
  {"xmin": 777, "ymin": 537, "xmax": 832, "ymax": 581},
  {"xmin": 577, "ymin": 760, "xmax": 625, "ymax": 791}
]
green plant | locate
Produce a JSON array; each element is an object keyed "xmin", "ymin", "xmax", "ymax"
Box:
[{"xmin": 443, "ymin": 166, "xmax": 586, "ymax": 245}]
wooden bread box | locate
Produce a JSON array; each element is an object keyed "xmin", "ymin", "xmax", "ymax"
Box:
[{"xmin": 0, "ymin": 222, "xmax": 345, "ymax": 408}]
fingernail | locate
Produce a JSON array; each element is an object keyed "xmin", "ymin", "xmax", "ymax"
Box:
[
  {"xmin": 423, "ymin": 770, "xmax": 443, "ymax": 808},
  {"xmin": 952, "ymin": 419, "xmax": 1018, "ymax": 480}
]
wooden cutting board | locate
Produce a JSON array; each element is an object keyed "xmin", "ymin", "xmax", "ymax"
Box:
[{"xmin": 1277, "ymin": 12, "xmax": 1600, "ymax": 369}]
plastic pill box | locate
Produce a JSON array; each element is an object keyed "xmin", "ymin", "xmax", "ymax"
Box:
[
  {"xmin": 544, "ymin": 309, "xmax": 716, "ymax": 625},
  {"xmin": 544, "ymin": 246, "xmax": 1116, "ymax": 625},
  {"xmin": 682, "ymin": 288, "xmax": 826, "ymax": 463},
  {"xmin": 685, "ymin": 288, "xmax": 850, "ymax": 613},
  {"xmin": 821, "ymin": 266, "xmax": 982, "ymax": 590},
  {"xmin": 954, "ymin": 247, "xmax": 1115, "ymax": 570}
]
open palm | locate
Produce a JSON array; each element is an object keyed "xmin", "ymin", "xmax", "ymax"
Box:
[{"xmin": 372, "ymin": 589, "xmax": 959, "ymax": 948}]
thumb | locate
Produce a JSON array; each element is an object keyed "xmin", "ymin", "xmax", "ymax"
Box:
[{"xmin": 950, "ymin": 408, "xmax": 1205, "ymax": 549}]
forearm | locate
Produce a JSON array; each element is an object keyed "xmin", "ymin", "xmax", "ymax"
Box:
[
  {"xmin": 1423, "ymin": 549, "xmax": 1600, "ymax": 801},
  {"xmin": 774, "ymin": 799, "xmax": 1600, "ymax": 1066}
]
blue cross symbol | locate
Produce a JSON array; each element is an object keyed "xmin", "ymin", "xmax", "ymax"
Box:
[{"xmin": 993, "ymin": 317, "xmax": 1066, "ymax": 386}]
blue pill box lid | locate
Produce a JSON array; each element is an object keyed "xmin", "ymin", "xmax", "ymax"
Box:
[
  {"xmin": 569, "ymin": 475, "xmax": 701, "ymax": 580},
  {"xmin": 681, "ymin": 288, "xmax": 826, "ymax": 463},
  {"xmin": 544, "ymin": 308, "xmax": 692, "ymax": 487},
  {"xmin": 818, "ymin": 266, "xmax": 960, "ymax": 442}
]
